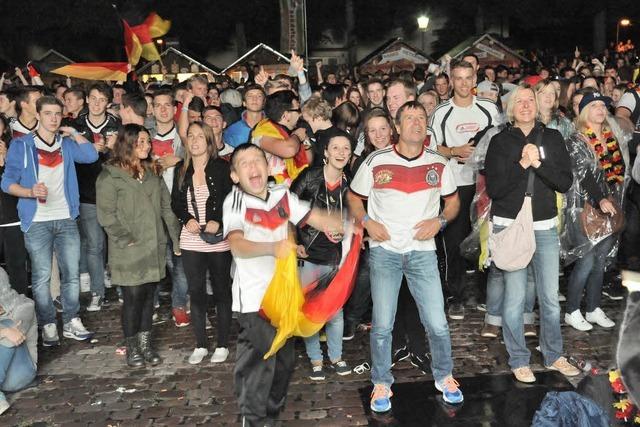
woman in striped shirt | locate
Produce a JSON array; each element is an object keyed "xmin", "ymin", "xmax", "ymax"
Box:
[{"xmin": 171, "ymin": 121, "xmax": 234, "ymax": 365}]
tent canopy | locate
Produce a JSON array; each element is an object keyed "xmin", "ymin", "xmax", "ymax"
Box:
[
  {"xmin": 222, "ymin": 43, "xmax": 294, "ymax": 80},
  {"xmin": 358, "ymin": 38, "xmax": 433, "ymax": 74},
  {"xmin": 440, "ymin": 34, "xmax": 528, "ymax": 68},
  {"xmin": 136, "ymin": 47, "xmax": 220, "ymax": 82}
]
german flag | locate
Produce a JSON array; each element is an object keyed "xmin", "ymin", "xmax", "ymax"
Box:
[
  {"xmin": 50, "ymin": 62, "xmax": 130, "ymax": 81},
  {"xmin": 122, "ymin": 19, "xmax": 142, "ymax": 66},
  {"xmin": 129, "ymin": 13, "xmax": 171, "ymax": 62}
]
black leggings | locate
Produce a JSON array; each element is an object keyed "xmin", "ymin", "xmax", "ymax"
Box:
[
  {"xmin": 182, "ymin": 249, "xmax": 232, "ymax": 348},
  {"xmin": 121, "ymin": 282, "xmax": 157, "ymax": 338}
]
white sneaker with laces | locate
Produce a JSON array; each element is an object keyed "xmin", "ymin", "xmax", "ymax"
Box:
[
  {"xmin": 80, "ymin": 273, "xmax": 91, "ymax": 293},
  {"xmin": 188, "ymin": 348, "xmax": 209, "ymax": 365},
  {"xmin": 42, "ymin": 322, "xmax": 59, "ymax": 346},
  {"xmin": 210, "ymin": 347, "xmax": 229, "ymax": 363},
  {"xmin": 86, "ymin": 294, "xmax": 102, "ymax": 312},
  {"xmin": 564, "ymin": 310, "xmax": 593, "ymax": 331},
  {"xmin": 63, "ymin": 317, "xmax": 92, "ymax": 341},
  {"xmin": 586, "ymin": 307, "xmax": 615, "ymax": 328}
]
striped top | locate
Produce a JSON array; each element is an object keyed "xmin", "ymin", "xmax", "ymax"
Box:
[{"xmin": 179, "ymin": 184, "xmax": 230, "ymax": 252}]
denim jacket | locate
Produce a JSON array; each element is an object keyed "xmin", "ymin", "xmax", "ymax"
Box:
[{"xmin": 0, "ymin": 132, "xmax": 98, "ymax": 231}]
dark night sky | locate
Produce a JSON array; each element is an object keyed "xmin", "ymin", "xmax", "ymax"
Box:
[{"xmin": 0, "ymin": 0, "xmax": 638, "ymax": 69}]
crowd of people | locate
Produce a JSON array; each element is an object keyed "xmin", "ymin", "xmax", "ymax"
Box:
[{"xmin": 0, "ymin": 43, "xmax": 638, "ymax": 424}]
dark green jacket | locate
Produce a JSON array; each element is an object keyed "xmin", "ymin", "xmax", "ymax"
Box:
[{"xmin": 96, "ymin": 164, "xmax": 180, "ymax": 287}]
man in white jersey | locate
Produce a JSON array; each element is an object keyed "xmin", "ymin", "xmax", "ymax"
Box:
[
  {"xmin": 429, "ymin": 59, "xmax": 501, "ymax": 319},
  {"xmin": 10, "ymin": 87, "xmax": 42, "ymax": 138},
  {"xmin": 348, "ymin": 101, "xmax": 463, "ymax": 412},
  {"xmin": 1, "ymin": 96, "xmax": 98, "ymax": 346}
]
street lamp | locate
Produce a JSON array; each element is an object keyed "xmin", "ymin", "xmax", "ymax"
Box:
[
  {"xmin": 417, "ymin": 15, "xmax": 430, "ymax": 52},
  {"xmin": 616, "ymin": 18, "xmax": 631, "ymax": 46}
]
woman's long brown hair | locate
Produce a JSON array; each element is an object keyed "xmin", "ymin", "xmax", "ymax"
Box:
[
  {"xmin": 178, "ymin": 121, "xmax": 219, "ymax": 187},
  {"xmin": 108, "ymin": 123, "xmax": 160, "ymax": 179}
]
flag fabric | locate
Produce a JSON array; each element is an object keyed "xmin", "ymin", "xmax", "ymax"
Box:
[
  {"xmin": 129, "ymin": 12, "xmax": 170, "ymax": 62},
  {"xmin": 50, "ymin": 62, "xmax": 130, "ymax": 81},
  {"xmin": 260, "ymin": 228, "xmax": 362, "ymax": 359},
  {"xmin": 122, "ymin": 19, "xmax": 142, "ymax": 66}
]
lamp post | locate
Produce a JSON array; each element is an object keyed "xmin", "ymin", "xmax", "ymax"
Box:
[
  {"xmin": 616, "ymin": 18, "xmax": 631, "ymax": 46},
  {"xmin": 417, "ymin": 15, "xmax": 429, "ymax": 52}
]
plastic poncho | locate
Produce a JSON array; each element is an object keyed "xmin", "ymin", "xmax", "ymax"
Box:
[{"xmin": 560, "ymin": 118, "xmax": 632, "ymax": 265}]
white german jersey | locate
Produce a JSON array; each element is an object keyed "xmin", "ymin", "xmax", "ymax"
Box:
[
  {"xmin": 350, "ymin": 145, "xmax": 457, "ymax": 253},
  {"xmin": 223, "ymin": 184, "xmax": 310, "ymax": 313},
  {"xmin": 428, "ymin": 96, "xmax": 500, "ymax": 186}
]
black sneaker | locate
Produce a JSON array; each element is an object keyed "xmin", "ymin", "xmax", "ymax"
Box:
[
  {"xmin": 464, "ymin": 295, "xmax": 478, "ymax": 310},
  {"xmin": 409, "ymin": 352, "xmax": 431, "ymax": 374},
  {"xmin": 343, "ymin": 322, "xmax": 356, "ymax": 341},
  {"xmin": 448, "ymin": 303, "xmax": 465, "ymax": 320},
  {"xmin": 391, "ymin": 346, "xmax": 410, "ymax": 367},
  {"xmin": 602, "ymin": 286, "xmax": 625, "ymax": 301},
  {"xmin": 330, "ymin": 360, "xmax": 351, "ymax": 376},
  {"xmin": 309, "ymin": 365, "xmax": 325, "ymax": 381}
]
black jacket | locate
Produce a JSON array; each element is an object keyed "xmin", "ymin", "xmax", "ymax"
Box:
[
  {"xmin": 290, "ymin": 166, "xmax": 349, "ymax": 265},
  {"xmin": 71, "ymin": 113, "xmax": 120, "ymax": 204},
  {"xmin": 485, "ymin": 123, "xmax": 573, "ymax": 221},
  {"xmin": 171, "ymin": 157, "xmax": 233, "ymax": 229},
  {"xmin": 0, "ymin": 164, "xmax": 19, "ymax": 225}
]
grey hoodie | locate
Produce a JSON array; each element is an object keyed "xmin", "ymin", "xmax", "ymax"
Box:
[{"xmin": 0, "ymin": 267, "xmax": 37, "ymax": 364}]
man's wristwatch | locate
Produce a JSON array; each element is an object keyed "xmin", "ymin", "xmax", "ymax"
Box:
[{"xmin": 438, "ymin": 214, "xmax": 448, "ymax": 231}]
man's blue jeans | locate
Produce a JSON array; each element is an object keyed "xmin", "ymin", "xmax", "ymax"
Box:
[
  {"xmin": 78, "ymin": 203, "xmax": 105, "ymax": 297},
  {"xmin": 0, "ymin": 320, "xmax": 36, "ymax": 395},
  {"xmin": 500, "ymin": 227, "xmax": 563, "ymax": 369},
  {"xmin": 485, "ymin": 265, "xmax": 536, "ymax": 326},
  {"xmin": 154, "ymin": 241, "xmax": 188, "ymax": 309},
  {"xmin": 369, "ymin": 247, "xmax": 453, "ymax": 386},
  {"xmin": 24, "ymin": 219, "xmax": 81, "ymax": 326}
]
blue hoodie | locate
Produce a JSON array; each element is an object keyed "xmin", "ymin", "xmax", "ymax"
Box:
[{"xmin": 1, "ymin": 132, "xmax": 98, "ymax": 231}]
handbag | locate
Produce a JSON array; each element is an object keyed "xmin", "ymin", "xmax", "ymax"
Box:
[
  {"xmin": 488, "ymin": 128, "xmax": 544, "ymax": 272},
  {"xmin": 580, "ymin": 197, "xmax": 625, "ymax": 241},
  {"xmin": 189, "ymin": 184, "xmax": 224, "ymax": 244}
]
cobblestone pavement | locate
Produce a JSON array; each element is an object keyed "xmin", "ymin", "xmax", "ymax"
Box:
[{"xmin": 2, "ymin": 282, "xmax": 625, "ymax": 426}]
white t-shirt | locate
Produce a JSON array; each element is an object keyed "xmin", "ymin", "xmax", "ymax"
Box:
[
  {"xmin": 32, "ymin": 133, "xmax": 70, "ymax": 222},
  {"xmin": 428, "ymin": 96, "xmax": 500, "ymax": 186},
  {"xmin": 350, "ymin": 145, "xmax": 457, "ymax": 254},
  {"xmin": 10, "ymin": 118, "xmax": 38, "ymax": 139},
  {"xmin": 151, "ymin": 125, "xmax": 179, "ymax": 192},
  {"xmin": 223, "ymin": 184, "xmax": 310, "ymax": 313},
  {"xmin": 618, "ymin": 91, "xmax": 640, "ymax": 131}
]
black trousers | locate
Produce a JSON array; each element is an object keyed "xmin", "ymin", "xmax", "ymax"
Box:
[
  {"xmin": 121, "ymin": 282, "xmax": 157, "ymax": 338},
  {"xmin": 442, "ymin": 184, "xmax": 475, "ymax": 302},
  {"xmin": 344, "ymin": 247, "xmax": 371, "ymax": 325},
  {"xmin": 182, "ymin": 249, "xmax": 232, "ymax": 349},
  {"xmin": 392, "ymin": 279, "xmax": 427, "ymax": 355},
  {"xmin": 0, "ymin": 226, "xmax": 29, "ymax": 296},
  {"xmin": 235, "ymin": 312, "xmax": 295, "ymax": 427},
  {"xmin": 619, "ymin": 181, "xmax": 640, "ymax": 270}
]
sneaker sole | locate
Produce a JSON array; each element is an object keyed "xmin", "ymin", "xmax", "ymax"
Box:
[
  {"xmin": 335, "ymin": 370, "xmax": 351, "ymax": 376},
  {"xmin": 545, "ymin": 365, "xmax": 580, "ymax": 376},
  {"xmin": 602, "ymin": 293, "xmax": 624, "ymax": 301},
  {"xmin": 174, "ymin": 322, "xmax": 190, "ymax": 328},
  {"xmin": 448, "ymin": 315, "xmax": 465, "ymax": 320},
  {"xmin": 42, "ymin": 340, "xmax": 60, "ymax": 347},
  {"xmin": 309, "ymin": 376, "xmax": 326, "ymax": 381},
  {"xmin": 86, "ymin": 306, "xmax": 102, "ymax": 312},
  {"xmin": 370, "ymin": 401, "xmax": 391, "ymax": 413},
  {"xmin": 342, "ymin": 335, "xmax": 355, "ymax": 341},
  {"xmin": 434, "ymin": 383, "xmax": 464, "ymax": 404},
  {"xmin": 62, "ymin": 331, "xmax": 92, "ymax": 341}
]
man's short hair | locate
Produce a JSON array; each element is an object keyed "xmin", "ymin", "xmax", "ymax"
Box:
[
  {"xmin": 301, "ymin": 95, "xmax": 332, "ymax": 121},
  {"xmin": 495, "ymin": 65, "xmax": 509, "ymax": 75},
  {"xmin": 321, "ymin": 84, "xmax": 346, "ymax": 107},
  {"xmin": 435, "ymin": 73, "xmax": 450, "ymax": 83},
  {"xmin": 386, "ymin": 79, "xmax": 417, "ymax": 99},
  {"xmin": 264, "ymin": 90, "xmax": 298, "ymax": 123},
  {"xmin": 187, "ymin": 74, "xmax": 208, "ymax": 90},
  {"xmin": 229, "ymin": 142, "xmax": 267, "ymax": 172},
  {"xmin": 121, "ymin": 92, "xmax": 147, "ymax": 118},
  {"xmin": 87, "ymin": 82, "xmax": 113, "ymax": 103},
  {"xmin": 188, "ymin": 96, "xmax": 205, "ymax": 113},
  {"xmin": 462, "ymin": 53, "xmax": 480, "ymax": 65},
  {"xmin": 36, "ymin": 95, "xmax": 63, "ymax": 113},
  {"xmin": 243, "ymin": 84, "xmax": 266, "ymax": 100},
  {"xmin": 450, "ymin": 60, "xmax": 475, "ymax": 74},
  {"xmin": 15, "ymin": 86, "xmax": 43, "ymax": 114},
  {"xmin": 173, "ymin": 81, "xmax": 188, "ymax": 96},
  {"xmin": 152, "ymin": 88, "xmax": 174, "ymax": 103},
  {"xmin": 63, "ymin": 86, "xmax": 85, "ymax": 100},
  {"xmin": 395, "ymin": 100, "xmax": 427, "ymax": 125},
  {"xmin": 366, "ymin": 79, "xmax": 384, "ymax": 91}
]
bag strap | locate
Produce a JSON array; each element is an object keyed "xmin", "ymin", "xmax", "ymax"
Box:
[
  {"xmin": 525, "ymin": 126, "xmax": 544, "ymax": 197},
  {"xmin": 189, "ymin": 184, "xmax": 201, "ymax": 225}
]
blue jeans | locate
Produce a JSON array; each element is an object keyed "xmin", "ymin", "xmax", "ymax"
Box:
[
  {"xmin": 485, "ymin": 265, "xmax": 536, "ymax": 326},
  {"xmin": 24, "ymin": 219, "xmax": 81, "ymax": 325},
  {"xmin": 78, "ymin": 203, "xmax": 105, "ymax": 297},
  {"xmin": 299, "ymin": 261, "xmax": 344, "ymax": 363},
  {"xmin": 500, "ymin": 227, "xmax": 563, "ymax": 369},
  {"xmin": 369, "ymin": 247, "xmax": 453, "ymax": 386},
  {"xmin": 0, "ymin": 319, "xmax": 36, "ymax": 397},
  {"xmin": 154, "ymin": 242, "xmax": 188, "ymax": 308},
  {"xmin": 567, "ymin": 235, "xmax": 615, "ymax": 313}
]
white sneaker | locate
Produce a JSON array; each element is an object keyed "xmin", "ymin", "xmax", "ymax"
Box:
[
  {"xmin": 558, "ymin": 292, "xmax": 566, "ymax": 302},
  {"xmin": 586, "ymin": 308, "xmax": 615, "ymax": 328},
  {"xmin": 42, "ymin": 322, "xmax": 59, "ymax": 346},
  {"xmin": 63, "ymin": 317, "xmax": 93, "ymax": 341},
  {"xmin": 210, "ymin": 347, "xmax": 229, "ymax": 363},
  {"xmin": 188, "ymin": 348, "xmax": 209, "ymax": 365},
  {"xmin": 80, "ymin": 273, "xmax": 91, "ymax": 293},
  {"xmin": 564, "ymin": 310, "xmax": 593, "ymax": 331},
  {"xmin": 86, "ymin": 293, "xmax": 102, "ymax": 312}
]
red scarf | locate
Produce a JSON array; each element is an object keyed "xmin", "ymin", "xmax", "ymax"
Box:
[{"xmin": 584, "ymin": 127, "xmax": 625, "ymax": 184}]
